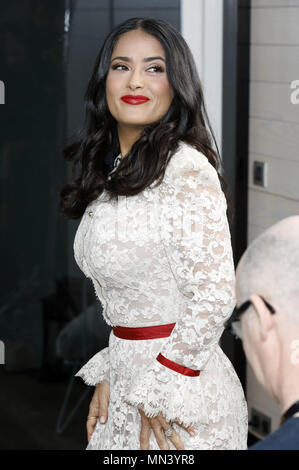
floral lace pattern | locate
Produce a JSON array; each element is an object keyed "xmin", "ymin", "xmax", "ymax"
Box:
[
  {"xmin": 73, "ymin": 140, "xmax": 248, "ymax": 449},
  {"xmin": 74, "ymin": 347, "xmax": 109, "ymax": 386}
]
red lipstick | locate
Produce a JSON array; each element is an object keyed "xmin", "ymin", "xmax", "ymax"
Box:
[{"xmin": 121, "ymin": 95, "xmax": 150, "ymax": 105}]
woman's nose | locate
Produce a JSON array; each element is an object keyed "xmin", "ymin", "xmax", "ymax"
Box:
[{"xmin": 128, "ymin": 68, "xmax": 144, "ymax": 90}]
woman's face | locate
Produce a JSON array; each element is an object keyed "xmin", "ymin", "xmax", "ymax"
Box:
[{"xmin": 105, "ymin": 29, "xmax": 174, "ymax": 130}]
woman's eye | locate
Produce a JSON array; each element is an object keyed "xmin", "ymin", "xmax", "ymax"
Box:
[
  {"xmin": 148, "ymin": 65, "xmax": 164, "ymax": 73},
  {"xmin": 111, "ymin": 64, "xmax": 164, "ymax": 73},
  {"xmin": 112, "ymin": 64, "xmax": 128, "ymax": 71}
]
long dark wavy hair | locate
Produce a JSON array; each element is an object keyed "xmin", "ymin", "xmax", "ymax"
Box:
[{"xmin": 59, "ymin": 17, "xmax": 234, "ymax": 224}]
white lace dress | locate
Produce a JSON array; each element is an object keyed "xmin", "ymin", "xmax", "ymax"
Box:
[{"xmin": 73, "ymin": 140, "xmax": 248, "ymax": 450}]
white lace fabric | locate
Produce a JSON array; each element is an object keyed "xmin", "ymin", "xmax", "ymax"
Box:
[
  {"xmin": 73, "ymin": 140, "xmax": 248, "ymax": 449},
  {"xmin": 75, "ymin": 346, "xmax": 110, "ymax": 386}
]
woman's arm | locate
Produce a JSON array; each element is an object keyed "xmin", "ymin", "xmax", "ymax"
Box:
[{"xmin": 123, "ymin": 148, "xmax": 236, "ymax": 428}]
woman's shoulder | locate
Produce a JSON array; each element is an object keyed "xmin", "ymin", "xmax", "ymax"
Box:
[{"xmin": 164, "ymin": 140, "xmax": 220, "ymax": 188}]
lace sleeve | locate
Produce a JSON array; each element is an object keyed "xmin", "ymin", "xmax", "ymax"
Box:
[
  {"xmin": 74, "ymin": 347, "xmax": 110, "ymax": 386},
  {"xmin": 123, "ymin": 148, "xmax": 236, "ymax": 427}
]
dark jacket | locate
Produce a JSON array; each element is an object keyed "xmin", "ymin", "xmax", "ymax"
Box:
[{"xmin": 249, "ymin": 417, "xmax": 299, "ymax": 450}]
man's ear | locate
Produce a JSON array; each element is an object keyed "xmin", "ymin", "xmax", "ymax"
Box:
[
  {"xmin": 249, "ymin": 294, "xmax": 264, "ymax": 313},
  {"xmin": 250, "ymin": 294, "xmax": 274, "ymax": 340}
]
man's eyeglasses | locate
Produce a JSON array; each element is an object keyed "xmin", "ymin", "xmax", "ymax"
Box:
[{"xmin": 224, "ymin": 295, "xmax": 276, "ymax": 341}]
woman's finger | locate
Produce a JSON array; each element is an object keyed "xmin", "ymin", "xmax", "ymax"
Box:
[
  {"xmin": 150, "ymin": 417, "xmax": 171, "ymax": 450},
  {"xmin": 159, "ymin": 413, "xmax": 196, "ymax": 436},
  {"xmin": 86, "ymin": 392, "xmax": 99, "ymax": 442},
  {"xmin": 173, "ymin": 420, "xmax": 196, "ymax": 437},
  {"xmin": 86, "ymin": 382, "xmax": 110, "ymax": 442},
  {"xmin": 86, "ymin": 416, "xmax": 98, "ymax": 442},
  {"xmin": 139, "ymin": 410, "xmax": 152, "ymax": 450},
  {"xmin": 97, "ymin": 384, "xmax": 110, "ymax": 424},
  {"xmin": 140, "ymin": 411, "xmax": 195, "ymax": 450},
  {"xmin": 158, "ymin": 416, "xmax": 185, "ymax": 450}
]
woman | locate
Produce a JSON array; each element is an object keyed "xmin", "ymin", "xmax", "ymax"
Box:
[{"xmin": 60, "ymin": 17, "xmax": 248, "ymax": 450}]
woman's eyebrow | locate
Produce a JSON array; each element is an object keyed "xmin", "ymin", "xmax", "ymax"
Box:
[{"xmin": 110, "ymin": 56, "xmax": 165, "ymax": 63}]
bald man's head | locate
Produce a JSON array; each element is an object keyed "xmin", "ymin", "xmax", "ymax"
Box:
[{"xmin": 236, "ymin": 215, "xmax": 299, "ymax": 324}]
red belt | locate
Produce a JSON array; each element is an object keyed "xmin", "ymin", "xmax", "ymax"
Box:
[
  {"xmin": 112, "ymin": 323, "xmax": 200, "ymax": 377},
  {"xmin": 113, "ymin": 322, "xmax": 176, "ymax": 340}
]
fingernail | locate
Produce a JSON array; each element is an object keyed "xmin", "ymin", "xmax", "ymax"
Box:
[{"xmin": 100, "ymin": 416, "xmax": 105, "ymax": 423}]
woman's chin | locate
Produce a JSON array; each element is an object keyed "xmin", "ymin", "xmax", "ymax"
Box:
[{"xmin": 118, "ymin": 119, "xmax": 152, "ymax": 128}]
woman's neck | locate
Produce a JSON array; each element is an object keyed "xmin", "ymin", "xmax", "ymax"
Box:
[{"xmin": 117, "ymin": 124, "xmax": 144, "ymax": 158}]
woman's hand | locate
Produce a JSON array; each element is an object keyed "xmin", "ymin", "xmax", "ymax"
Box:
[
  {"xmin": 138, "ymin": 408, "xmax": 196, "ymax": 450},
  {"xmin": 86, "ymin": 379, "xmax": 110, "ymax": 443}
]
